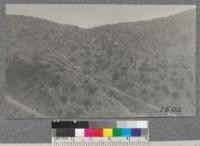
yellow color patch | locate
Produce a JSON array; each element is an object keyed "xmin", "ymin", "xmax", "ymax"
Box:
[{"xmin": 103, "ymin": 128, "xmax": 113, "ymax": 137}]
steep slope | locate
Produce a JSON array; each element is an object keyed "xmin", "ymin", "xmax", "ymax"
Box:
[{"xmin": 6, "ymin": 9, "xmax": 196, "ymax": 118}]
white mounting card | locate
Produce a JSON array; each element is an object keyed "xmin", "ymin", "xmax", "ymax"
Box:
[{"xmin": 5, "ymin": 4, "xmax": 196, "ymax": 118}]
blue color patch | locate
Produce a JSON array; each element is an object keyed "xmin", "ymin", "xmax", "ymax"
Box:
[
  {"xmin": 122, "ymin": 128, "xmax": 132, "ymax": 137},
  {"xmin": 132, "ymin": 128, "xmax": 141, "ymax": 137}
]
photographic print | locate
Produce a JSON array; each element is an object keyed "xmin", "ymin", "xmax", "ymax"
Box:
[{"xmin": 5, "ymin": 4, "xmax": 196, "ymax": 118}]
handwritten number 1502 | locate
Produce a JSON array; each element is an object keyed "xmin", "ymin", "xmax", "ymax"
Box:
[{"xmin": 160, "ymin": 106, "xmax": 181, "ymax": 113}]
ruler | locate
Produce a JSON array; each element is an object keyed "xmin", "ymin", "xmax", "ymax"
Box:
[
  {"xmin": 1, "ymin": 140, "xmax": 200, "ymax": 146},
  {"xmin": 51, "ymin": 120, "xmax": 149, "ymax": 146},
  {"xmin": 52, "ymin": 137, "xmax": 149, "ymax": 146}
]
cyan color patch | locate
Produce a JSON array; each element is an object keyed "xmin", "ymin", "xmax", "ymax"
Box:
[{"xmin": 122, "ymin": 128, "xmax": 132, "ymax": 137}]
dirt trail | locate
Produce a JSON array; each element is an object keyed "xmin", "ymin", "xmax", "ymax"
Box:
[
  {"xmin": 42, "ymin": 54, "xmax": 179, "ymax": 117},
  {"xmin": 6, "ymin": 96, "xmax": 49, "ymax": 118}
]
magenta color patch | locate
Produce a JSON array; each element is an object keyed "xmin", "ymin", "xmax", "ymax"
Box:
[{"xmin": 84, "ymin": 128, "xmax": 94, "ymax": 137}]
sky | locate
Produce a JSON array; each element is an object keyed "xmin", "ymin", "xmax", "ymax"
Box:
[{"xmin": 6, "ymin": 4, "xmax": 196, "ymax": 28}]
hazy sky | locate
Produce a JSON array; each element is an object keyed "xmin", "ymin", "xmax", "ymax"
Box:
[{"xmin": 6, "ymin": 4, "xmax": 195, "ymax": 28}]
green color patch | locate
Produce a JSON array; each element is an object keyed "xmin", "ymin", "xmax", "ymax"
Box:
[{"xmin": 113, "ymin": 128, "xmax": 122, "ymax": 137}]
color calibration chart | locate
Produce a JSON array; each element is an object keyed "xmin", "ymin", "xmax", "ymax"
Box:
[{"xmin": 51, "ymin": 120, "xmax": 149, "ymax": 146}]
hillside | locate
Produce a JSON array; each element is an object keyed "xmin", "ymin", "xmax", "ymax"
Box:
[{"xmin": 5, "ymin": 9, "xmax": 196, "ymax": 118}]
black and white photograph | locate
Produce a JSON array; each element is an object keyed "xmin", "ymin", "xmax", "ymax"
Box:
[{"xmin": 5, "ymin": 4, "xmax": 196, "ymax": 118}]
